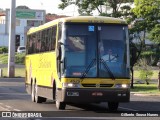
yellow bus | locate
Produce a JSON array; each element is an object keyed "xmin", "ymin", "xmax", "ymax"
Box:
[{"xmin": 25, "ymin": 16, "xmax": 130, "ymax": 111}]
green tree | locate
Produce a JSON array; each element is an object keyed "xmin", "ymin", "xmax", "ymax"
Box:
[
  {"xmin": 59, "ymin": 0, "xmax": 133, "ymax": 17},
  {"xmin": 129, "ymin": 0, "xmax": 160, "ymax": 88},
  {"xmin": 126, "ymin": 8, "xmax": 147, "ymax": 88},
  {"xmin": 129, "ymin": 28, "xmax": 145, "ymax": 88},
  {"xmin": 148, "ymin": 24, "xmax": 160, "ymax": 44},
  {"xmin": 133, "ymin": 0, "xmax": 160, "ymax": 41},
  {"xmin": 133, "ymin": 0, "xmax": 160, "ymax": 30}
]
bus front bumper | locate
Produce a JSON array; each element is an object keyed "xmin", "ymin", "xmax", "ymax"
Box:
[{"xmin": 57, "ymin": 88, "xmax": 130, "ymax": 103}]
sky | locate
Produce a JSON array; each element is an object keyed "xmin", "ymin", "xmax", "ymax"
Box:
[{"xmin": 0, "ymin": 0, "xmax": 79, "ymax": 16}]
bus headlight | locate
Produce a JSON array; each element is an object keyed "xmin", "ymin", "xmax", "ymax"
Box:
[
  {"xmin": 63, "ymin": 83, "xmax": 81, "ymax": 88},
  {"xmin": 115, "ymin": 84, "xmax": 130, "ymax": 88},
  {"xmin": 122, "ymin": 84, "xmax": 127, "ymax": 88}
]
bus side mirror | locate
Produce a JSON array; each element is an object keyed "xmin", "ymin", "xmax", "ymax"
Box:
[{"xmin": 56, "ymin": 42, "xmax": 64, "ymax": 60}]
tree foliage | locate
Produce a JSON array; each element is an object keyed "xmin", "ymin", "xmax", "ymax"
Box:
[
  {"xmin": 148, "ymin": 24, "xmax": 160, "ymax": 44},
  {"xmin": 59, "ymin": 0, "xmax": 133, "ymax": 17},
  {"xmin": 133, "ymin": 0, "xmax": 160, "ymax": 43},
  {"xmin": 16, "ymin": 5, "xmax": 30, "ymax": 9}
]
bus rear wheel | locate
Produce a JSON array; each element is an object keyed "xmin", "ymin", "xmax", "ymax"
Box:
[
  {"xmin": 108, "ymin": 102, "xmax": 119, "ymax": 111},
  {"xmin": 35, "ymin": 83, "xmax": 47, "ymax": 103}
]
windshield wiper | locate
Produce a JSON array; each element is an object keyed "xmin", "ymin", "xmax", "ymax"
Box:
[
  {"xmin": 81, "ymin": 59, "xmax": 96, "ymax": 79},
  {"xmin": 100, "ymin": 58, "xmax": 115, "ymax": 80}
]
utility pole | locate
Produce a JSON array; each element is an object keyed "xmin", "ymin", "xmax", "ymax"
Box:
[{"xmin": 8, "ymin": 0, "xmax": 16, "ymax": 77}]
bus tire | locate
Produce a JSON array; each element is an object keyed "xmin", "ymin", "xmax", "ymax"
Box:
[
  {"xmin": 55, "ymin": 88, "xmax": 66, "ymax": 110},
  {"xmin": 56, "ymin": 101, "xmax": 66, "ymax": 110},
  {"xmin": 35, "ymin": 83, "xmax": 47, "ymax": 103},
  {"xmin": 108, "ymin": 102, "xmax": 119, "ymax": 111},
  {"xmin": 31, "ymin": 82, "xmax": 35, "ymax": 102},
  {"xmin": 53, "ymin": 80, "xmax": 56, "ymax": 101}
]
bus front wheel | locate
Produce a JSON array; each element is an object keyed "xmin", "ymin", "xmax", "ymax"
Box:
[
  {"xmin": 56, "ymin": 101, "xmax": 66, "ymax": 110},
  {"xmin": 108, "ymin": 102, "xmax": 119, "ymax": 111},
  {"xmin": 55, "ymin": 88, "xmax": 66, "ymax": 110}
]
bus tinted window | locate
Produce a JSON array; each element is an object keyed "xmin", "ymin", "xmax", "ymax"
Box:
[
  {"xmin": 28, "ymin": 34, "xmax": 36, "ymax": 54},
  {"xmin": 51, "ymin": 26, "xmax": 56, "ymax": 50},
  {"xmin": 36, "ymin": 32, "xmax": 42, "ymax": 53},
  {"xmin": 27, "ymin": 25, "xmax": 57, "ymax": 54}
]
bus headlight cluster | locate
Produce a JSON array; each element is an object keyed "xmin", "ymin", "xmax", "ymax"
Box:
[
  {"xmin": 114, "ymin": 84, "xmax": 130, "ymax": 88},
  {"xmin": 63, "ymin": 83, "xmax": 81, "ymax": 88}
]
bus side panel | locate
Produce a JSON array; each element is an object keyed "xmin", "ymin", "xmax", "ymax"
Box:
[
  {"xmin": 35, "ymin": 52, "xmax": 60, "ymax": 99},
  {"xmin": 25, "ymin": 54, "xmax": 38, "ymax": 94},
  {"xmin": 36, "ymin": 86, "xmax": 53, "ymax": 100},
  {"xmin": 25, "ymin": 52, "xmax": 60, "ymax": 100},
  {"xmin": 25, "ymin": 55, "xmax": 31, "ymax": 94}
]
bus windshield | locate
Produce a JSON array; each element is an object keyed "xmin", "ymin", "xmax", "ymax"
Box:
[{"xmin": 63, "ymin": 24, "xmax": 129, "ymax": 78}]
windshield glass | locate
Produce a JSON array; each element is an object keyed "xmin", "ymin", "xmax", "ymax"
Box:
[
  {"xmin": 99, "ymin": 25, "xmax": 129, "ymax": 78},
  {"xmin": 63, "ymin": 24, "xmax": 129, "ymax": 78},
  {"xmin": 64, "ymin": 24, "xmax": 97, "ymax": 78}
]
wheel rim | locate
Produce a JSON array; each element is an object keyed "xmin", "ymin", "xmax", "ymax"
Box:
[
  {"xmin": 31, "ymin": 84, "xmax": 35, "ymax": 102},
  {"xmin": 55, "ymin": 88, "xmax": 59, "ymax": 107},
  {"xmin": 35, "ymin": 84, "xmax": 38, "ymax": 102}
]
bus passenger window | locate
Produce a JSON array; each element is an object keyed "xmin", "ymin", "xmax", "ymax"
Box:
[
  {"xmin": 51, "ymin": 26, "xmax": 57, "ymax": 50},
  {"xmin": 36, "ymin": 32, "xmax": 42, "ymax": 53},
  {"xmin": 45, "ymin": 29, "xmax": 49, "ymax": 51},
  {"xmin": 41, "ymin": 30, "xmax": 46, "ymax": 52},
  {"xmin": 37, "ymin": 39, "xmax": 41, "ymax": 52}
]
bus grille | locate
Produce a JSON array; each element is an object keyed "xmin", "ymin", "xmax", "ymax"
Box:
[{"xmin": 82, "ymin": 84, "xmax": 113, "ymax": 88}]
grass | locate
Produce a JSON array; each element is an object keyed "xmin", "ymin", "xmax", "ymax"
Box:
[
  {"xmin": 131, "ymin": 84, "xmax": 160, "ymax": 94},
  {"xmin": 0, "ymin": 53, "xmax": 25, "ymax": 77},
  {"xmin": 134, "ymin": 70, "xmax": 159, "ymax": 79},
  {"xmin": 0, "ymin": 54, "xmax": 8, "ymax": 64},
  {"xmin": 0, "ymin": 53, "xmax": 25, "ymax": 64},
  {"xmin": 1, "ymin": 67, "xmax": 25, "ymax": 78}
]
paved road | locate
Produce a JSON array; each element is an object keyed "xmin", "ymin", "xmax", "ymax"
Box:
[{"xmin": 0, "ymin": 78, "xmax": 160, "ymax": 120}]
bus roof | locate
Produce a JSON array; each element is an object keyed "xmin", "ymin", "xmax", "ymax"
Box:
[{"xmin": 27, "ymin": 16, "xmax": 127, "ymax": 35}]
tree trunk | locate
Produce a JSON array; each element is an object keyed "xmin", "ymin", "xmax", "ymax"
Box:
[{"xmin": 130, "ymin": 67, "xmax": 134, "ymax": 89}]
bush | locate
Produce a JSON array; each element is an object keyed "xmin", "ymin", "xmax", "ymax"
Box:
[
  {"xmin": 15, "ymin": 53, "xmax": 25, "ymax": 64},
  {"xmin": 0, "ymin": 47, "xmax": 8, "ymax": 54},
  {"xmin": 0, "ymin": 53, "xmax": 25, "ymax": 64},
  {"xmin": 137, "ymin": 58, "xmax": 153, "ymax": 85},
  {"xmin": 139, "ymin": 70, "xmax": 153, "ymax": 85}
]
